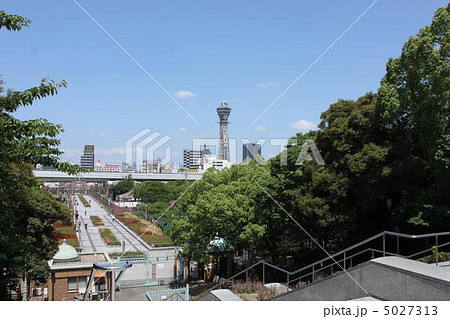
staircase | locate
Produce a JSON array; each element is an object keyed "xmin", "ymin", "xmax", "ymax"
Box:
[{"xmin": 194, "ymin": 231, "xmax": 450, "ymax": 300}]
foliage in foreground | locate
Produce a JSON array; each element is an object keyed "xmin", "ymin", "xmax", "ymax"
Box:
[
  {"xmin": 231, "ymin": 280, "xmax": 280, "ymax": 301},
  {"xmin": 0, "ymin": 10, "xmax": 84, "ymax": 299}
]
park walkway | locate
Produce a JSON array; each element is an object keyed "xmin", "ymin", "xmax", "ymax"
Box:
[{"xmin": 73, "ymin": 195, "xmax": 149, "ymax": 254}]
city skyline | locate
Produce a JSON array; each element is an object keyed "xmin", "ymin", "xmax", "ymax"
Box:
[{"xmin": 3, "ymin": 0, "xmax": 447, "ymax": 165}]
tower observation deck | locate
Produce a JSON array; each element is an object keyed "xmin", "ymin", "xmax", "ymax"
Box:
[{"xmin": 216, "ymin": 101, "xmax": 231, "ymax": 161}]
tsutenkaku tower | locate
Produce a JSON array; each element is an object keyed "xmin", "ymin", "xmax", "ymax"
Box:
[{"xmin": 216, "ymin": 101, "xmax": 231, "ymax": 161}]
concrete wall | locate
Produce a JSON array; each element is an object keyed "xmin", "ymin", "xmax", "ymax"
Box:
[{"xmin": 272, "ymin": 257, "xmax": 450, "ymax": 301}]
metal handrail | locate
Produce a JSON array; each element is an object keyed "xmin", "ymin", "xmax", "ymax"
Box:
[
  {"xmin": 406, "ymin": 241, "xmax": 450, "ymax": 259},
  {"xmin": 289, "ymin": 248, "xmax": 401, "ymax": 285},
  {"xmin": 290, "ymin": 231, "xmax": 450, "ymax": 276},
  {"xmin": 193, "ymin": 230, "xmax": 450, "ymax": 299}
]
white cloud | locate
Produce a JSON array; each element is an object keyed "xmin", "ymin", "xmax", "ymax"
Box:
[
  {"xmin": 258, "ymin": 81, "xmax": 278, "ymax": 89},
  {"xmin": 255, "ymin": 125, "xmax": 266, "ymax": 132},
  {"xmin": 179, "ymin": 127, "xmax": 188, "ymax": 132},
  {"xmin": 174, "ymin": 90, "xmax": 195, "ymax": 99},
  {"xmin": 289, "ymin": 119, "xmax": 318, "ymax": 131},
  {"xmin": 99, "ymin": 132, "xmax": 107, "ymax": 136}
]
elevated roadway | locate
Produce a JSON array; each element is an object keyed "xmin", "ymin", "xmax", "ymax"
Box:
[{"xmin": 33, "ymin": 170, "xmax": 203, "ymax": 182}]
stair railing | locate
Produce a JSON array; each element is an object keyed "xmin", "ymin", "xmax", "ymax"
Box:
[{"xmin": 193, "ymin": 230, "xmax": 450, "ymax": 300}]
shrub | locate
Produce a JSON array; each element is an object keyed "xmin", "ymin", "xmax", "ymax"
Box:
[
  {"xmin": 90, "ymin": 215, "xmax": 103, "ymax": 226},
  {"xmin": 99, "ymin": 228, "xmax": 120, "ymax": 245},
  {"xmin": 231, "ymin": 280, "xmax": 280, "ymax": 301},
  {"xmin": 78, "ymin": 195, "xmax": 91, "ymax": 207}
]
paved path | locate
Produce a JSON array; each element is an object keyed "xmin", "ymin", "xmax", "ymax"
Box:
[{"xmin": 73, "ymin": 195, "xmax": 149, "ymax": 254}]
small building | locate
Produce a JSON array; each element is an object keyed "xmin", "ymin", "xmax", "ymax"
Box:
[
  {"xmin": 94, "ymin": 163, "xmax": 121, "ymax": 173},
  {"xmin": 205, "ymin": 236, "xmax": 234, "ymax": 281},
  {"xmin": 46, "ymin": 240, "xmax": 110, "ymax": 301}
]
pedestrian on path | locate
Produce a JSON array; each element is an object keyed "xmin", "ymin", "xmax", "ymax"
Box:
[
  {"xmin": 85, "ymin": 210, "xmax": 87, "ymax": 216},
  {"xmin": 84, "ymin": 221, "xmax": 88, "ymax": 229}
]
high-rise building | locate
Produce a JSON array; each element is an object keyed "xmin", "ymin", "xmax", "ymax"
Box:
[
  {"xmin": 216, "ymin": 101, "xmax": 231, "ymax": 161},
  {"xmin": 183, "ymin": 149, "xmax": 202, "ymax": 169},
  {"xmin": 80, "ymin": 145, "xmax": 95, "ymax": 170},
  {"xmin": 243, "ymin": 143, "xmax": 262, "ymax": 163}
]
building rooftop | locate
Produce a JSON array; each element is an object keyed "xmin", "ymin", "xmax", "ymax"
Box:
[{"xmin": 49, "ymin": 240, "xmax": 108, "ymax": 270}]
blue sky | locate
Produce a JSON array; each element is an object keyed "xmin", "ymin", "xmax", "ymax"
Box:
[{"xmin": 2, "ymin": 0, "xmax": 448, "ymax": 164}]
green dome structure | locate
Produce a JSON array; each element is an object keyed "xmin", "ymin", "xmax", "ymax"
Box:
[{"xmin": 207, "ymin": 236, "xmax": 234, "ymax": 253}]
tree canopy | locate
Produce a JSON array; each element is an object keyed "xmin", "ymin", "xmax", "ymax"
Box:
[
  {"xmin": 0, "ymin": 10, "xmax": 83, "ymax": 299},
  {"xmin": 112, "ymin": 174, "xmax": 135, "ymax": 197},
  {"xmin": 171, "ymin": 162, "xmax": 270, "ymax": 262},
  {"xmin": 134, "ymin": 180, "xmax": 188, "ymax": 203}
]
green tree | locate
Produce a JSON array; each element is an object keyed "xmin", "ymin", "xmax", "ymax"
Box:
[
  {"xmin": 376, "ymin": 3, "xmax": 450, "ymax": 228},
  {"xmin": 171, "ymin": 162, "xmax": 270, "ymax": 270},
  {"xmin": 112, "ymin": 174, "xmax": 135, "ymax": 197},
  {"xmin": 293, "ymin": 94, "xmax": 394, "ymax": 248},
  {"xmin": 134, "ymin": 180, "xmax": 188, "ymax": 203},
  {"xmin": 0, "ymin": 11, "xmax": 83, "ymax": 299}
]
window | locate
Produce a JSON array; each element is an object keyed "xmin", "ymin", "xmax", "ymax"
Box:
[
  {"xmin": 67, "ymin": 277, "xmax": 77, "ymax": 291},
  {"xmin": 78, "ymin": 276, "xmax": 87, "ymax": 290},
  {"xmin": 67, "ymin": 276, "xmax": 88, "ymax": 292}
]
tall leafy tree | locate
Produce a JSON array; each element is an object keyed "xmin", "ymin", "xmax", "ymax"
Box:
[
  {"xmin": 0, "ymin": 11, "xmax": 83, "ymax": 299},
  {"xmin": 377, "ymin": 3, "xmax": 450, "ymax": 228},
  {"xmin": 171, "ymin": 162, "xmax": 270, "ymax": 268},
  {"xmin": 112, "ymin": 174, "xmax": 135, "ymax": 198}
]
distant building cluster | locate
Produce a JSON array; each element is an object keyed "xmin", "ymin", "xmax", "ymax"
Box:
[
  {"xmin": 51, "ymin": 101, "xmax": 263, "ymax": 175},
  {"xmin": 94, "ymin": 160, "xmax": 120, "ymax": 173}
]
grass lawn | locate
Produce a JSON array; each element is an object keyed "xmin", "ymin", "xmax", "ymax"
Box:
[
  {"xmin": 99, "ymin": 228, "xmax": 120, "ymax": 246},
  {"xmin": 53, "ymin": 221, "xmax": 79, "ymax": 248},
  {"xmin": 115, "ymin": 212, "xmax": 173, "ymax": 247},
  {"xmin": 78, "ymin": 194, "xmax": 91, "ymax": 207},
  {"xmin": 90, "ymin": 215, "xmax": 104, "ymax": 226}
]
